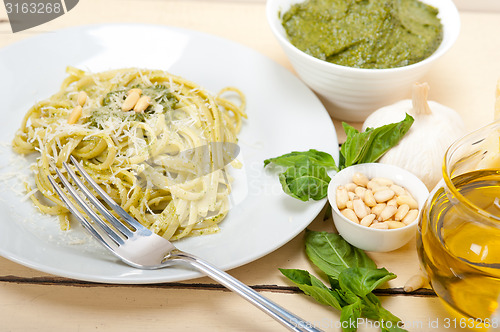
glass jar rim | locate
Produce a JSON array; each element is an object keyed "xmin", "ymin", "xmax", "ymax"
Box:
[{"xmin": 443, "ymin": 120, "xmax": 500, "ymax": 223}]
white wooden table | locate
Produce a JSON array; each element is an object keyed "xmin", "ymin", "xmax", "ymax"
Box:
[{"xmin": 1, "ymin": 1, "xmax": 499, "ymax": 330}]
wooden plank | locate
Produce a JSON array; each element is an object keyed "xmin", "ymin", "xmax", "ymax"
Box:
[{"xmin": 0, "ymin": 282, "xmax": 451, "ymax": 332}]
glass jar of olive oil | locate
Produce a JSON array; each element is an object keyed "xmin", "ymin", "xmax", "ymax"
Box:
[{"xmin": 417, "ymin": 120, "xmax": 500, "ymax": 324}]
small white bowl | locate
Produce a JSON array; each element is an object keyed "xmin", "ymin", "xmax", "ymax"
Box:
[
  {"xmin": 327, "ymin": 163, "xmax": 429, "ymax": 252},
  {"xmin": 266, "ymin": 0, "xmax": 460, "ymax": 121}
]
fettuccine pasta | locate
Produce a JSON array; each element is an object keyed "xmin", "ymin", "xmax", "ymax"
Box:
[{"xmin": 12, "ymin": 67, "xmax": 246, "ymax": 241}]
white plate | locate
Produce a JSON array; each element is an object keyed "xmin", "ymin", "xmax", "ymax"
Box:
[{"xmin": 0, "ymin": 24, "xmax": 338, "ymax": 284}]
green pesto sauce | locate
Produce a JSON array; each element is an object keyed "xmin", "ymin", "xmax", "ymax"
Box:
[
  {"xmin": 281, "ymin": 0, "xmax": 443, "ymax": 69},
  {"xmin": 88, "ymin": 84, "xmax": 178, "ymax": 129}
]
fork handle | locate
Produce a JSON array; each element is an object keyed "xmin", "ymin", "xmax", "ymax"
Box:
[{"xmin": 165, "ymin": 250, "xmax": 323, "ymax": 332}]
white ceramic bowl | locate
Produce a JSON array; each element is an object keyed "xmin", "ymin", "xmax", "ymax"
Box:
[
  {"xmin": 266, "ymin": 0, "xmax": 460, "ymax": 121},
  {"xmin": 327, "ymin": 163, "xmax": 429, "ymax": 252}
]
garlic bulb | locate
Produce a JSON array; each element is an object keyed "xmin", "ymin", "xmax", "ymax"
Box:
[{"xmin": 362, "ymin": 82, "xmax": 466, "ymax": 190}]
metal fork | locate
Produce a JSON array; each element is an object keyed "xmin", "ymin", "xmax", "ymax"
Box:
[{"xmin": 48, "ymin": 156, "xmax": 322, "ymax": 332}]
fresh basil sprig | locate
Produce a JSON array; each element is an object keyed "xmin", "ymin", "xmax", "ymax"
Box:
[
  {"xmin": 341, "ymin": 113, "xmax": 414, "ymax": 168},
  {"xmin": 264, "ymin": 149, "xmax": 337, "ymax": 201},
  {"xmin": 280, "ymin": 231, "xmax": 407, "ymax": 332},
  {"xmin": 263, "ymin": 114, "xmax": 414, "ymax": 201}
]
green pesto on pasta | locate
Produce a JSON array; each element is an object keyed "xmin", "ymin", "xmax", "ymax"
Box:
[{"xmin": 13, "ymin": 67, "xmax": 247, "ymax": 241}]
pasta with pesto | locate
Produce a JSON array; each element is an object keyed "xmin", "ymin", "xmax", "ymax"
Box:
[{"xmin": 12, "ymin": 67, "xmax": 247, "ymax": 241}]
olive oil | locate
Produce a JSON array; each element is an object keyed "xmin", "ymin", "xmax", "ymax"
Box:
[{"xmin": 418, "ymin": 169, "xmax": 500, "ymax": 321}]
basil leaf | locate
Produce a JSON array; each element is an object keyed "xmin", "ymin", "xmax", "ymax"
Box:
[
  {"xmin": 376, "ymin": 305, "xmax": 405, "ymax": 326},
  {"xmin": 278, "ymin": 162, "xmax": 331, "ymax": 201},
  {"xmin": 264, "ymin": 115, "xmax": 413, "ymax": 201},
  {"xmin": 340, "ymin": 123, "xmax": 367, "ymax": 167},
  {"xmin": 337, "ymin": 288, "xmax": 359, "ymax": 305},
  {"xmin": 359, "ymin": 293, "xmax": 383, "ymax": 321},
  {"xmin": 264, "ymin": 150, "xmax": 338, "ymax": 201},
  {"xmin": 340, "ymin": 299, "xmax": 362, "ymax": 332},
  {"xmin": 360, "ymin": 293, "xmax": 406, "ymax": 329},
  {"xmin": 305, "ymin": 231, "xmax": 376, "ymax": 279},
  {"xmin": 264, "ymin": 149, "xmax": 337, "ymax": 169},
  {"xmin": 279, "ymin": 268, "xmax": 344, "ymax": 310},
  {"xmin": 281, "ymin": 231, "xmax": 408, "ymax": 332},
  {"xmin": 340, "ymin": 114, "xmax": 414, "ymax": 168},
  {"xmin": 339, "ymin": 267, "xmax": 396, "ymax": 297},
  {"xmin": 328, "ymin": 275, "xmax": 341, "ymax": 290}
]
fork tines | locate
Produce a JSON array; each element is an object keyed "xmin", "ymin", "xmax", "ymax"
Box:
[{"xmin": 48, "ymin": 156, "xmax": 150, "ymax": 249}]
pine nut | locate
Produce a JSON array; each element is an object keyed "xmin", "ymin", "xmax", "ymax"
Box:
[
  {"xmin": 402, "ymin": 209, "xmax": 419, "ymax": 225},
  {"xmin": 370, "ymin": 222, "xmax": 389, "ymax": 230},
  {"xmin": 379, "ymin": 205, "xmax": 397, "ymax": 221},
  {"xmin": 122, "ymin": 90, "xmax": 141, "ymax": 111},
  {"xmin": 372, "ymin": 177, "xmax": 394, "ymax": 186},
  {"xmin": 371, "ymin": 185, "xmax": 390, "ymax": 193},
  {"xmin": 345, "ymin": 183, "xmax": 357, "ymax": 192},
  {"xmin": 366, "ymin": 180, "xmax": 379, "ymax": 190},
  {"xmin": 346, "ymin": 200, "xmax": 354, "ymax": 210},
  {"xmin": 352, "ymin": 172, "xmax": 369, "ymax": 187},
  {"xmin": 371, "ymin": 203, "xmax": 386, "ymax": 217},
  {"xmin": 390, "ymin": 184, "xmax": 406, "ymax": 196},
  {"xmin": 348, "ymin": 192, "xmax": 356, "ymax": 200},
  {"xmin": 395, "ymin": 204, "xmax": 410, "ymax": 221},
  {"xmin": 77, "ymin": 91, "xmax": 87, "ymax": 106},
  {"xmin": 67, "ymin": 105, "xmax": 82, "ymax": 124},
  {"xmin": 374, "ymin": 189, "xmax": 395, "ymax": 203},
  {"xmin": 363, "ymin": 189, "xmax": 377, "ymax": 207},
  {"xmin": 396, "ymin": 195, "xmax": 418, "ymax": 209},
  {"xmin": 360, "ymin": 214, "xmax": 376, "ymax": 227},
  {"xmin": 128, "ymin": 88, "xmax": 142, "ymax": 96},
  {"xmin": 386, "ymin": 220, "xmax": 406, "ymax": 229},
  {"xmin": 353, "ymin": 198, "xmax": 368, "ymax": 219},
  {"xmin": 354, "ymin": 186, "xmax": 366, "ymax": 198},
  {"xmin": 336, "ymin": 186, "xmax": 349, "ymax": 210},
  {"xmin": 341, "ymin": 208, "xmax": 359, "ymax": 223},
  {"xmin": 387, "ymin": 198, "xmax": 398, "ymax": 206},
  {"xmin": 134, "ymin": 95, "xmax": 151, "ymax": 113}
]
